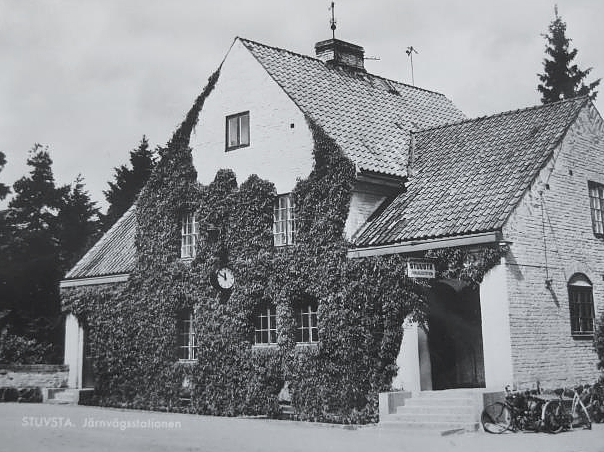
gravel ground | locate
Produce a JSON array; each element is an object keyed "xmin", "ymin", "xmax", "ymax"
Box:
[{"xmin": 1, "ymin": 402, "xmax": 603, "ymax": 452}]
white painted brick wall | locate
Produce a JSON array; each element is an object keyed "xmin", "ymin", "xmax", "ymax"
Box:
[
  {"xmin": 503, "ymin": 104, "xmax": 604, "ymax": 388},
  {"xmin": 191, "ymin": 39, "xmax": 314, "ymax": 194}
]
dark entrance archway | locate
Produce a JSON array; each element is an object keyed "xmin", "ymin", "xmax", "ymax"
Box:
[{"xmin": 428, "ymin": 279, "xmax": 485, "ymax": 390}]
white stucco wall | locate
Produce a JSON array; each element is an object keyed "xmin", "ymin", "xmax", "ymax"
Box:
[
  {"xmin": 64, "ymin": 313, "xmax": 83, "ymax": 389},
  {"xmin": 480, "ymin": 261, "xmax": 514, "ymax": 389},
  {"xmin": 191, "ymin": 39, "xmax": 314, "ymax": 194}
]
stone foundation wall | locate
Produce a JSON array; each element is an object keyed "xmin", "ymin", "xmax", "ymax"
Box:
[{"xmin": 0, "ymin": 365, "xmax": 68, "ymax": 388}]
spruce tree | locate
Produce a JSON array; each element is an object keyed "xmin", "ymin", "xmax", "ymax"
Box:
[
  {"xmin": 102, "ymin": 135, "xmax": 155, "ymax": 230},
  {"xmin": 57, "ymin": 175, "xmax": 101, "ymax": 269},
  {"xmin": 537, "ymin": 7, "xmax": 600, "ymax": 103},
  {"xmin": 0, "ymin": 151, "xmax": 9, "ymax": 200}
]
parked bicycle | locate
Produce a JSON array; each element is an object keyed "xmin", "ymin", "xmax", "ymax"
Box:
[
  {"xmin": 542, "ymin": 386, "xmax": 592, "ymax": 433},
  {"xmin": 481, "ymin": 386, "xmax": 547, "ymax": 433},
  {"xmin": 582, "ymin": 382, "xmax": 604, "ymax": 423}
]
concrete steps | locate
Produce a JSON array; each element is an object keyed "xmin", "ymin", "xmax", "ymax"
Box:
[
  {"xmin": 379, "ymin": 390, "xmax": 483, "ymax": 434},
  {"xmin": 43, "ymin": 388, "xmax": 93, "ymax": 405}
]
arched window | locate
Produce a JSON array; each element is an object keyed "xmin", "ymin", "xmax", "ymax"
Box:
[
  {"xmin": 295, "ymin": 300, "xmax": 318, "ymax": 344},
  {"xmin": 254, "ymin": 304, "xmax": 277, "ymax": 345},
  {"xmin": 568, "ymin": 274, "xmax": 596, "ymax": 337}
]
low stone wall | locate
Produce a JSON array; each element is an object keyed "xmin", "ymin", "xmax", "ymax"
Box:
[{"xmin": 0, "ymin": 365, "xmax": 68, "ymax": 388}]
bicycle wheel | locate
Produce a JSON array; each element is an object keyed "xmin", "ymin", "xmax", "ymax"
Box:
[
  {"xmin": 542, "ymin": 400, "xmax": 564, "ymax": 433},
  {"xmin": 481, "ymin": 402, "xmax": 512, "ymax": 433},
  {"xmin": 575, "ymin": 401, "xmax": 592, "ymax": 430}
]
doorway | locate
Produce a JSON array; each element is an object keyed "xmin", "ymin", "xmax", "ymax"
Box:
[{"xmin": 428, "ymin": 280, "xmax": 485, "ymax": 390}]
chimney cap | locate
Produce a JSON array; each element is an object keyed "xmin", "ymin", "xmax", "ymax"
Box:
[{"xmin": 315, "ymin": 38, "xmax": 365, "ymax": 71}]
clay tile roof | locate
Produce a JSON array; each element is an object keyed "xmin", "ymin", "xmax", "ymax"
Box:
[
  {"xmin": 239, "ymin": 38, "xmax": 465, "ymax": 177},
  {"xmin": 64, "ymin": 204, "xmax": 136, "ymax": 279},
  {"xmin": 353, "ymin": 97, "xmax": 589, "ymax": 247}
]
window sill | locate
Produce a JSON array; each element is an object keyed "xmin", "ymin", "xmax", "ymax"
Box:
[
  {"xmin": 252, "ymin": 343, "xmax": 278, "ymax": 349},
  {"xmin": 571, "ymin": 333, "xmax": 594, "ymax": 340},
  {"xmin": 177, "ymin": 359, "xmax": 197, "ymax": 365},
  {"xmin": 225, "ymin": 143, "xmax": 250, "ymax": 152},
  {"xmin": 295, "ymin": 342, "xmax": 318, "ymax": 349}
]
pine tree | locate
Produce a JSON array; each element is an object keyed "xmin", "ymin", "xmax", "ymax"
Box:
[
  {"xmin": 1, "ymin": 144, "xmax": 67, "ymax": 359},
  {"xmin": 102, "ymin": 135, "xmax": 155, "ymax": 230},
  {"xmin": 57, "ymin": 175, "xmax": 101, "ymax": 269},
  {"xmin": 0, "ymin": 151, "xmax": 9, "ymax": 200},
  {"xmin": 537, "ymin": 7, "xmax": 600, "ymax": 103}
]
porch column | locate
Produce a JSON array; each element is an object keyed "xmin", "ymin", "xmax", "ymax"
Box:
[
  {"xmin": 480, "ymin": 260, "xmax": 514, "ymax": 389},
  {"xmin": 64, "ymin": 314, "xmax": 83, "ymax": 388},
  {"xmin": 393, "ymin": 318, "xmax": 432, "ymax": 393}
]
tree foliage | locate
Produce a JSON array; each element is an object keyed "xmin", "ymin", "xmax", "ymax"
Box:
[
  {"xmin": 0, "ymin": 151, "xmax": 9, "ymax": 200},
  {"xmin": 537, "ymin": 7, "xmax": 600, "ymax": 103},
  {"xmin": 0, "ymin": 144, "xmax": 100, "ymax": 363},
  {"xmin": 103, "ymin": 136, "xmax": 155, "ymax": 231}
]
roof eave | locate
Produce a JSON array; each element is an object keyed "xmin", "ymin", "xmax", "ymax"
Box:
[{"xmin": 348, "ymin": 230, "xmax": 503, "ymax": 259}]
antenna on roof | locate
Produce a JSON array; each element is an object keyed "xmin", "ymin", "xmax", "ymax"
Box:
[
  {"xmin": 406, "ymin": 46, "xmax": 418, "ymax": 86},
  {"xmin": 329, "ymin": 2, "xmax": 337, "ymax": 40}
]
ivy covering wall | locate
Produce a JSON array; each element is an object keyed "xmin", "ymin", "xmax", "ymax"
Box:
[{"xmin": 61, "ymin": 71, "xmax": 502, "ymax": 424}]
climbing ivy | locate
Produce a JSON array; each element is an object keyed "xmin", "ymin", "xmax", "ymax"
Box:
[{"xmin": 62, "ymin": 71, "xmax": 503, "ymax": 423}]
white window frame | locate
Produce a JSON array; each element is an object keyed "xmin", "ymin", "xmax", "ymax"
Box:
[
  {"xmin": 589, "ymin": 181, "xmax": 604, "ymax": 237},
  {"xmin": 568, "ymin": 274, "xmax": 595, "ymax": 337},
  {"xmin": 295, "ymin": 303, "xmax": 318, "ymax": 344},
  {"xmin": 181, "ymin": 213, "xmax": 198, "ymax": 259},
  {"xmin": 273, "ymin": 194, "xmax": 296, "ymax": 247},
  {"xmin": 254, "ymin": 305, "xmax": 277, "ymax": 346},
  {"xmin": 225, "ymin": 111, "xmax": 250, "ymax": 151},
  {"xmin": 177, "ymin": 310, "xmax": 198, "ymax": 361}
]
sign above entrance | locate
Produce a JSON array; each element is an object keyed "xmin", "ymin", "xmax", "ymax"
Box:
[{"xmin": 406, "ymin": 259, "xmax": 436, "ymax": 279}]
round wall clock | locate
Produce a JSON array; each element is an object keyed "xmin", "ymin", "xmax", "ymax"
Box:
[{"xmin": 211, "ymin": 267, "xmax": 235, "ymax": 291}]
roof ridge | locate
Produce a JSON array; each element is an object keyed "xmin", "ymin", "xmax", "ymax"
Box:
[
  {"xmin": 414, "ymin": 96, "xmax": 590, "ymax": 135},
  {"xmin": 237, "ymin": 36, "xmax": 449, "ymax": 98}
]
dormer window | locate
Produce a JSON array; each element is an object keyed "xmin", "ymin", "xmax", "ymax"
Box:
[
  {"xmin": 226, "ymin": 111, "xmax": 250, "ymax": 151},
  {"xmin": 181, "ymin": 213, "xmax": 198, "ymax": 259}
]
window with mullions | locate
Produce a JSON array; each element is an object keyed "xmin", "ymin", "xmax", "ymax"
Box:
[
  {"xmin": 295, "ymin": 302, "xmax": 318, "ymax": 344},
  {"xmin": 181, "ymin": 213, "xmax": 198, "ymax": 259},
  {"xmin": 273, "ymin": 194, "xmax": 296, "ymax": 246},
  {"xmin": 226, "ymin": 111, "xmax": 250, "ymax": 151},
  {"xmin": 568, "ymin": 274, "xmax": 596, "ymax": 337},
  {"xmin": 254, "ymin": 304, "xmax": 277, "ymax": 345},
  {"xmin": 177, "ymin": 309, "xmax": 198, "ymax": 361},
  {"xmin": 589, "ymin": 181, "xmax": 604, "ymax": 237}
]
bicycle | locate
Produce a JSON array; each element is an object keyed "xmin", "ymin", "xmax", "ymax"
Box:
[
  {"xmin": 481, "ymin": 386, "xmax": 547, "ymax": 433},
  {"xmin": 542, "ymin": 386, "xmax": 592, "ymax": 433},
  {"xmin": 582, "ymin": 382, "xmax": 604, "ymax": 423}
]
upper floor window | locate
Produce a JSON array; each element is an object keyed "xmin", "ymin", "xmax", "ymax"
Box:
[
  {"xmin": 588, "ymin": 181, "xmax": 604, "ymax": 237},
  {"xmin": 295, "ymin": 301, "xmax": 318, "ymax": 344},
  {"xmin": 273, "ymin": 194, "xmax": 296, "ymax": 247},
  {"xmin": 254, "ymin": 303, "xmax": 277, "ymax": 345},
  {"xmin": 177, "ymin": 309, "xmax": 198, "ymax": 361},
  {"xmin": 226, "ymin": 111, "xmax": 250, "ymax": 151},
  {"xmin": 181, "ymin": 213, "xmax": 198, "ymax": 259},
  {"xmin": 568, "ymin": 274, "xmax": 595, "ymax": 337}
]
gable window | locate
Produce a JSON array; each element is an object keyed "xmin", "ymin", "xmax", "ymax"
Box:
[
  {"xmin": 226, "ymin": 111, "xmax": 250, "ymax": 151},
  {"xmin": 254, "ymin": 304, "xmax": 277, "ymax": 345},
  {"xmin": 177, "ymin": 309, "xmax": 198, "ymax": 361},
  {"xmin": 295, "ymin": 301, "xmax": 318, "ymax": 344},
  {"xmin": 568, "ymin": 274, "xmax": 595, "ymax": 337},
  {"xmin": 181, "ymin": 213, "xmax": 198, "ymax": 259},
  {"xmin": 273, "ymin": 194, "xmax": 296, "ymax": 246},
  {"xmin": 588, "ymin": 181, "xmax": 604, "ymax": 237}
]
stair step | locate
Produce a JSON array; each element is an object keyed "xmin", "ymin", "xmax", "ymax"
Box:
[
  {"xmin": 386, "ymin": 413, "xmax": 475, "ymax": 423},
  {"xmin": 404, "ymin": 397, "xmax": 474, "ymax": 407},
  {"xmin": 380, "ymin": 420, "xmax": 480, "ymax": 432},
  {"xmin": 396, "ymin": 405, "xmax": 474, "ymax": 415}
]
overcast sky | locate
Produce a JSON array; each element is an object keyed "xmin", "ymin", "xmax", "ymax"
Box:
[{"xmin": 1, "ymin": 0, "xmax": 602, "ymax": 211}]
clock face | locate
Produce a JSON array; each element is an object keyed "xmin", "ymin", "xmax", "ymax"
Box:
[{"xmin": 216, "ymin": 267, "xmax": 234, "ymax": 290}]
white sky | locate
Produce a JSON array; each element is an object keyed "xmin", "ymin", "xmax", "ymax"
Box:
[{"xmin": 1, "ymin": 0, "xmax": 602, "ymax": 211}]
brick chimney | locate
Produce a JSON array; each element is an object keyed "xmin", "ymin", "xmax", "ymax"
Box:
[{"xmin": 315, "ymin": 38, "xmax": 365, "ymax": 71}]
